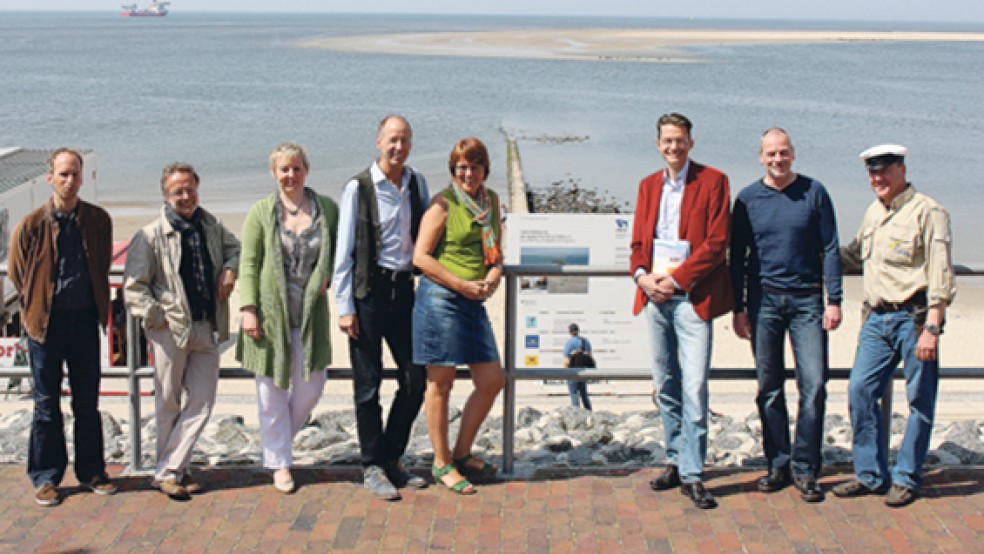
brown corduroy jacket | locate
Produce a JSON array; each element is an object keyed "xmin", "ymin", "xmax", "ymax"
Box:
[{"xmin": 8, "ymin": 198, "xmax": 113, "ymax": 343}]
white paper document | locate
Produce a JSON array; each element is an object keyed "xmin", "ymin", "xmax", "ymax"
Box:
[{"xmin": 651, "ymin": 239, "xmax": 690, "ymax": 275}]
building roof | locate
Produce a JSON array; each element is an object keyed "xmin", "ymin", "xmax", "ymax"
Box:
[{"xmin": 0, "ymin": 148, "xmax": 92, "ymax": 195}]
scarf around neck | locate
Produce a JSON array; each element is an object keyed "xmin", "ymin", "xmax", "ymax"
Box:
[
  {"xmin": 451, "ymin": 181, "xmax": 502, "ymax": 266},
  {"xmin": 164, "ymin": 204, "xmax": 212, "ymax": 303}
]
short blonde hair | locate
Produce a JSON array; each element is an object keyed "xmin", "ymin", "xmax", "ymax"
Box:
[{"xmin": 269, "ymin": 142, "xmax": 310, "ymax": 172}]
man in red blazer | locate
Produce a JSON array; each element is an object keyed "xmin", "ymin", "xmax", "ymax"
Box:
[{"xmin": 630, "ymin": 113, "xmax": 733, "ymax": 509}]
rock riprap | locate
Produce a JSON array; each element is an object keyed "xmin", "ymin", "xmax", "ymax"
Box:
[{"xmin": 0, "ymin": 406, "xmax": 980, "ymax": 475}]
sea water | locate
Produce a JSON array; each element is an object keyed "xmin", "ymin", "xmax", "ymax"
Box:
[{"xmin": 1, "ymin": 12, "xmax": 982, "ymax": 263}]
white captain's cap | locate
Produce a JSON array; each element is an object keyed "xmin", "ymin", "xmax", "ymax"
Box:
[{"xmin": 859, "ymin": 144, "xmax": 909, "ymax": 171}]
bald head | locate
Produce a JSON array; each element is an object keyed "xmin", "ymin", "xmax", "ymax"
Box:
[
  {"xmin": 760, "ymin": 127, "xmax": 793, "ymax": 153},
  {"xmin": 759, "ymin": 127, "xmax": 797, "ymax": 189}
]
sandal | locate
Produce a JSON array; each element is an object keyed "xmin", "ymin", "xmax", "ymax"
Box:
[
  {"xmin": 453, "ymin": 454, "xmax": 497, "ymax": 479},
  {"xmin": 432, "ymin": 464, "xmax": 477, "ymax": 495}
]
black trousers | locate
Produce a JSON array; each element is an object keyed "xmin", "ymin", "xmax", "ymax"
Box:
[{"xmin": 350, "ymin": 275, "xmax": 426, "ymax": 467}]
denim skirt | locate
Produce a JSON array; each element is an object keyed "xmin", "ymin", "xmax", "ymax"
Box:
[{"xmin": 412, "ymin": 275, "xmax": 500, "ymax": 366}]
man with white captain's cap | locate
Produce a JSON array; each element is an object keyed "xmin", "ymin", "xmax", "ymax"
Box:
[{"xmin": 835, "ymin": 144, "xmax": 956, "ymax": 508}]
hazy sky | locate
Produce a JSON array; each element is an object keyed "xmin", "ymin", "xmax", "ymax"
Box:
[{"xmin": 3, "ymin": 0, "xmax": 984, "ymax": 24}]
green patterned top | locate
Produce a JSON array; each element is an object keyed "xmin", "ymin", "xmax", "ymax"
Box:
[{"xmin": 434, "ymin": 186, "xmax": 499, "ymax": 282}]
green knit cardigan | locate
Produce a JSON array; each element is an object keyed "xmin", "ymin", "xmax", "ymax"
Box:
[{"xmin": 236, "ymin": 190, "xmax": 339, "ymax": 389}]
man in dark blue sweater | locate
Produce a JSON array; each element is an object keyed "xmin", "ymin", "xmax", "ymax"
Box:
[{"xmin": 729, "ymin": 128, "xmax": 843, "ymax": 503}]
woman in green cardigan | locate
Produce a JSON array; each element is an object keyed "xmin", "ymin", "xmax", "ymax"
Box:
[{"xmin": 238, "ymin": 143, "xmax": 339, "ymax": 494}]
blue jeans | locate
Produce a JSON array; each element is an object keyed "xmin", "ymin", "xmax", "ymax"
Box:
[
  {"xmin": 27, "ymin": 309, "xmax": 106, "ymax": 488},
  {"xmin": 566, "ymin": 380, "xmax": 592, "ymax": 410},
  {"xmin": 848, "ymin": 308, "xmax": 938, "ymax": 490},
  {"xmin": 749, "ymin": 292, "xmax": 827, "ymax": 478},
  {"xmin": 412, "ymin": 276, "xmax": 499, "ymax": 365},
  {"xmin": 644, "ymin": 298, "xmax": 712, "ymax": 483}
]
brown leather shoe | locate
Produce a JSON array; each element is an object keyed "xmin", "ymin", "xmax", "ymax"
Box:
[
  {"xmin": 35, "ymin": 483, "xmax": 61, "ymax": 507},
  {"xmin": 885, "ymin": 484, "xmax": 918, "ymax": 508},
  {"xmin": 182, "ymin": 474, "xmax": 205, "ymax": 495},
  {"xmin": 158, "ymin": 478, "xmax": 191, "ymax": 501},
  {"xmin": 83, "ymin": 475, "xmax": 118, "ymax": 496},
  {"xmin": 832, "ymin": 478, "xmax": 887, "ymax": 498}
]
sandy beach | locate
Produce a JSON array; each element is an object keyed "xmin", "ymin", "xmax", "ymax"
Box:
[{"xmin": 296, "ymin": 28, "xmax": 984, "ymax": 62}]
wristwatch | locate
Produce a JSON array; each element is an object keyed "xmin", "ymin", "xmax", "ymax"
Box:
[{"xmin": 924, "ymin": 324, "xmax": 942, "ymax": 336}]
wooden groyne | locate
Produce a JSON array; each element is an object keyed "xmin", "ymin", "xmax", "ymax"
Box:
[{"xmin": 505, "ymin": 137, "xmax": 529, "ymax": 215}]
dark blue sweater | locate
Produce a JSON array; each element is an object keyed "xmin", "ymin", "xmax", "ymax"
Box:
[{"xmin": 729, "ymin": 174, "xmax": 842, "ymax": 312}]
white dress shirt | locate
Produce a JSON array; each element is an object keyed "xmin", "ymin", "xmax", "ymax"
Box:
[
  {"xmin": 656, "ymin": 159, "xmax": 689, "ymax": 241},
  {"xmin": 332, "ymin": 162, "xmax": 430, "ymax": 316},
  {"xmin": 634, "ymin": 160, "xmax": 690, "ymax": 282}
]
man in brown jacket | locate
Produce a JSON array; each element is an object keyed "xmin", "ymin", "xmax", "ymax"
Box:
[{"xmin": 8, "ymin": 148, "xmax": 116, "ymax": 507}]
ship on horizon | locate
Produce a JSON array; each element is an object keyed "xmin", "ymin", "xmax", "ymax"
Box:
[{"xmin": 121, "ymin": 1, "xmax": 170, "ymax": 17}]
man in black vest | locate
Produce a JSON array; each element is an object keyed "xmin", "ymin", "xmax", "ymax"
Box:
[{"xmin": 333, "ymin": 115, "xmax": 430, "ymax": 500}]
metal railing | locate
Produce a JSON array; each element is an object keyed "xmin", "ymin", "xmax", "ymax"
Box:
[
  {"xmin": 2, "ymin": 264, "xmax": 983, "ymax": 474},
  {"xmin": 499, "ymin": 264, "xmax": 984, "ymax": 474}
]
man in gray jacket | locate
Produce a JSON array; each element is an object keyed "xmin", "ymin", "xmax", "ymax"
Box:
[{"xmin": 124, "ymin": 162, "xmax": 240, "ymax": 500}]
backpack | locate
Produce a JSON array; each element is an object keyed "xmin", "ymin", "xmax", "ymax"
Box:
[{"xmin": 569, "ymin": 337, "xmax": 596, "ymax": 368}]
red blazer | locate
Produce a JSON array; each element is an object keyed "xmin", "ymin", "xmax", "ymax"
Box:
[{"xmin": 630, "ymin": 161, "xmax": 734, "ymax": 321}]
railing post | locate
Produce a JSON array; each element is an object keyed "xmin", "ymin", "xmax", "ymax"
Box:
[
  {"xmin": 502, "ymin": 269, "xmax": 517, "ymax": 475},
  {"xmin": 126, "ymin": 311, "xmax": 142, "ymax": 472}
]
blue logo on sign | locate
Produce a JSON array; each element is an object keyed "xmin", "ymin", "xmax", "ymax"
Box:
[
  {"xmin": 525, "ymin": 316, "xmax": 537, "ymax": 328},
  {"xmin": 525, "ymin": 335, "xmax": 540, "ymax": 349}
]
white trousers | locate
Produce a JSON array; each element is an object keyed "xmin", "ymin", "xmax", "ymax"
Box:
[
  {"xmin": 148, "ymin": 321, "xmax": 220, "ymax": 482},
  {"xmin": 255, "ymin": 329, "xmax": 326, "ymax": 469}
]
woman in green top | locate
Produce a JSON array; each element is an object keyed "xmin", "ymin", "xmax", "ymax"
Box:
[
  {"xmin": 238, "ymin": 143, "xmax": 339, "ymax": 494},
  {"xmin": 412, "ymin": 137, "xmax": 505, "ymax": 494}
]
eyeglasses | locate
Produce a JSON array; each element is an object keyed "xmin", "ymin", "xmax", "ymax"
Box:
[{"xmin": 454, "ymin": 164, "xmax": 484, "ymax": 174}]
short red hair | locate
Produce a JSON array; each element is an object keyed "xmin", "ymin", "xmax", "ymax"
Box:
[{"xmin": 447, "ymin": 137, "xmax": 490, "ymax": 177}]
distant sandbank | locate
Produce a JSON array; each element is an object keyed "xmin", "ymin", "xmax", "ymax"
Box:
[{"xmin": 295, "ymin": 28, "xmax": 984, "ymax": 62}]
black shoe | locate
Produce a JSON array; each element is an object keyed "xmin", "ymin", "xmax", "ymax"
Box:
[
  {"xmin": 680, "ymin": 482, "xmax": 718, "ymax": 509},
  {"xmin": 757, "ymin": 466, "xmax": 792, "ymax": 493},
  {"xmin": 885, "ymin": 484, "xmax": 918, "ymax": 508},
  {"xmin": 363, "ymin": 465, "xmax": 400, "ymax": 501},
  {"xmin": 831, "ymin": 478, "xmax": 888, "ymax": 498},
  {"xmin": 384, "ymin": 460, "xmax": 427, "ymax": 490},
  {"xmin": 793, "ymin": 476, "xmax": 824, "ymax": 503},
  {"xmin": 649, "ymin": 464, "xmax": 681, "ymax": 491}
]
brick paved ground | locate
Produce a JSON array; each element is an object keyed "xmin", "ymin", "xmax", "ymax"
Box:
[{"xmin": 0, "ymin": 464, "xmax": 982, "ymax": 553}]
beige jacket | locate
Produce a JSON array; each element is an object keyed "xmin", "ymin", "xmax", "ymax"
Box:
[
  {"xmin": 841, "ymin": 186, "xmax": 956, "ymax": 308},
  {"xmin": 123, "ymin": 206, "xmax": 240, "ymax": 348}
]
